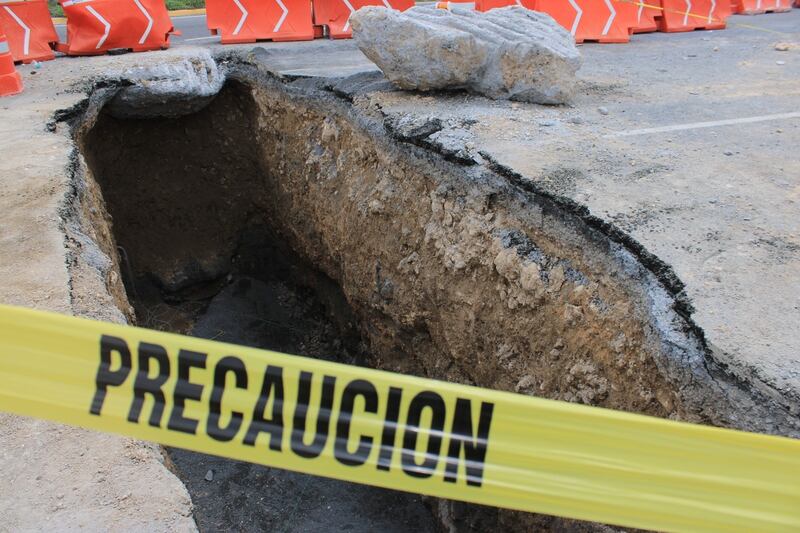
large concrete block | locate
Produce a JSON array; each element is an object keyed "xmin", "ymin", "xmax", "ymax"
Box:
[{"xmin": 351, "ymin": 5, "xmax": 582, "ymax": 104}]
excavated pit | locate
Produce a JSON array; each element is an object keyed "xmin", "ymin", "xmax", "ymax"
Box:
[{"xmin": 63, "ymin": 63, "xmax": 797, "ymax": 531}]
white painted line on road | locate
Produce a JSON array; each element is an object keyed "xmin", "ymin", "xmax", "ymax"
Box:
[
  {"xmin": 607, "ymin": 112, "xmax": 800, "ymax": 137},
  {"xmin": 183, "ymin": 36, "xmax": 217, "ymax": 42},
  {"xmin": 280, "ymin": 66, "xmax": 378, "ymax": 75}
]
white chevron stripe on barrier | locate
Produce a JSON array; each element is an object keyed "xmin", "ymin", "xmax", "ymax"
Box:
[
  {"xmin": 601, "ymin": 0, "xmax": 616, "ymax": 35},
  {"xmin": 273, "ymin": 0, "xmax": 288, "ymax": 32},
  {"xmin": 342, "ymin": 0, "xmax": 356, "ymax": 32},
  {"xmin": 85, "ymin": 5, "xmax": 110, "ymax": 49},
  {"xmin": 3, "ymin": 6, "xmax": 29, "ymax": 56},
  {"xmin": 566, "ymin": 0, "xmax": 582, "ymax": 36},
  {"xmin": 232, "ymin": 0, "xmax": 248, "ymax": 35},
  {"xmin": 132, "ymin": 0, "xmax": 153, "ymax": 44}
]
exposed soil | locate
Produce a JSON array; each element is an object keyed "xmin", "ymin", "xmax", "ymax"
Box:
[
  {"xmin": 65, "ymin": 61, "xmax": 798, "ymax": 531},
  {"xmin": 162, "ymin": 276, "xmax": 438, "ymax": 533}
]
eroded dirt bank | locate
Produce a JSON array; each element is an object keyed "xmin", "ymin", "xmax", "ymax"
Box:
[{"xmin": 62, "ymin": 59, "xmax": 799, "ymax": 530}]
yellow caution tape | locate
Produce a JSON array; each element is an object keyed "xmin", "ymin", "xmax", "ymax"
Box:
[{"xmin": 1, "ymin": 304, "xmax": 798, "ymax": 532}]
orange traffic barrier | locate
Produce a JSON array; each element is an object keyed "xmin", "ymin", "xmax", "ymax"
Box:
[
  {"xmin": 474, "ymin": 0, "xmax": 533, "ymax": 10},
  {"xmin": 629, "ymin": 0, "xmax": 659, "ymax": 32},
  {"xmin": 0, "ymin": 0, "xmax": 58, "ymax": 63},
  {"xmin": 538, "ymin": 0, "xmax": 639, "ymax": 42},
  {"xmin": 57, "ymin": 0, "xmax": 176, "ymax": 55},
  {"xmin": 206, "ymin": 0, "xmax": 314, "ymax": 43},
  {"xmin": 312, "ymin": 0, "xmax": 415, "ymax": 39},
  {"xmin": 0, "ymin": 29, "xmax": 22, "ymax": 96},
  {"xmin": 730, "ymin": 0, "xmax": 792, "ymax": 12},
  {"xmin": 476, "ymin": 0, "xmax": 638, "ymax": 43},
  {"xmin": 435, "ymin": 0, "xmax": 476, "ymax": 8},
  {"xmin": 657, "ymin": 0, "xmax": 729, "ymax": 31}
]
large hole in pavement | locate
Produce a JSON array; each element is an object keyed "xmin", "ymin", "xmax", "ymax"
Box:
[{"xmin": 70, "ymin": 70, "xmax": 731, "ymax": 531}]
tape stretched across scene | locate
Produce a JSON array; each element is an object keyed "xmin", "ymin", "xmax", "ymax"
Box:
[{"xmin": 0, "ymin": 304, "xmax": 798, "ymax": 532}]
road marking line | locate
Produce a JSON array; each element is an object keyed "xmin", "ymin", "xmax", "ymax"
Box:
[
  {"xmin": 608, "ymin": 112, "xmax": 800, "ymax": 137},
  {"xmin": 183, "ymin": 36, "xmax": 218, "ymax": 42},
  {"xmin": 280, "ymin": 66, "xmax": 378, "ymax": 75}
]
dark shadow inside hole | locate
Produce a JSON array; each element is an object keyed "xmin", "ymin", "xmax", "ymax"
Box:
[{"xmin": 80, "ymin": 81, "xmax": 439, "ymax": 533}]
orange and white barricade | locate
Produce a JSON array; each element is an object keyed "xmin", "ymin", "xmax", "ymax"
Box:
[
  {"xmin": 730, "ymin": 0, "xmax": 792, "ymax": 12},
  {"xmin": 536, "ymin": 0, "xmax": 639, "ymax": 42},
  {"xmin": 312, "ymin": 0, "xmax": 415, "ymax": 39},
  {"xmin": 206, "ymin": 0, "xmax": 315, "ymax": 43},
  {"xmin": 657, "ymin": 0, "xmax": 730, "ymax": 31},
  {"xmin": 57, "ymin": 0, "xmax": 176, "ymax": 55},
  {"xmin": 628, "ymin": 0, "xmax": 660, "ymax": 32},
  {"xmin": 472, "ymin": 0, "xmax": 638, "ymax": 43},
  {"xmin": 0, "ymin": 0, "xmax": 58, "ymax": 63},
  {"xmin": 0, "ymin": 29, "xmax": 22, "ymax": 95}
]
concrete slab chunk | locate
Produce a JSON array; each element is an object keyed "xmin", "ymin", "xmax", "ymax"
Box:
[{"xmin": 351, "ymin": 6, "xmax": 582, "ymax": 104}]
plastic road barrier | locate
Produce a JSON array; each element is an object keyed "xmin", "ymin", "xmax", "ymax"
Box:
[
  {"xmin": 474, "ymin": 0, "xmax": 639, "ymax": 43},
  {"xmin": 0, "ymin": 28, "xmax": 22, "ymax": 95},
  {"xmin": 1, "ymin": 305, "xmax": 799, "ymax": 531},
  {"xmin": 57, "ymin": 0, "xmax": 176, "ymax": 55},
  {"xmin": 206, "ymin": 0, "xmax": 315, "ymax": 44},
  {"xmin": 629, "ymin": 0, "xmax": 660, "ymax": 32},
  {"xmin": 0, "ymin": 0, "xmax": 58, "ymax": 63},
  {"xmin": 730, "ymin": 0, "xmax": 793, "ymax": 12},
  {"xmin": 657, "ymin": 0, "xmax": 730, "ymax": 31},
  {"xmin": 312, "ymin": 0, "xmax": 415, "ymax": 39}
]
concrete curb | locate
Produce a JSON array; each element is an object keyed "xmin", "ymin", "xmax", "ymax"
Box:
[{"xmin": 167, "ymin": 7, "xmax": 207, "ymax": 16}]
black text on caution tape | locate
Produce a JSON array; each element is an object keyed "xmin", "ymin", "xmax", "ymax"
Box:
[{"xmin": 90, "ymin": 335, "xmax": 495, "ymax": 487}]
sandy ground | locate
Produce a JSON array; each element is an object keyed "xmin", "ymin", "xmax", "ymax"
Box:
[{"xmin": 0, "ymin": 9, "xmax": 798, "ymax": 530}]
